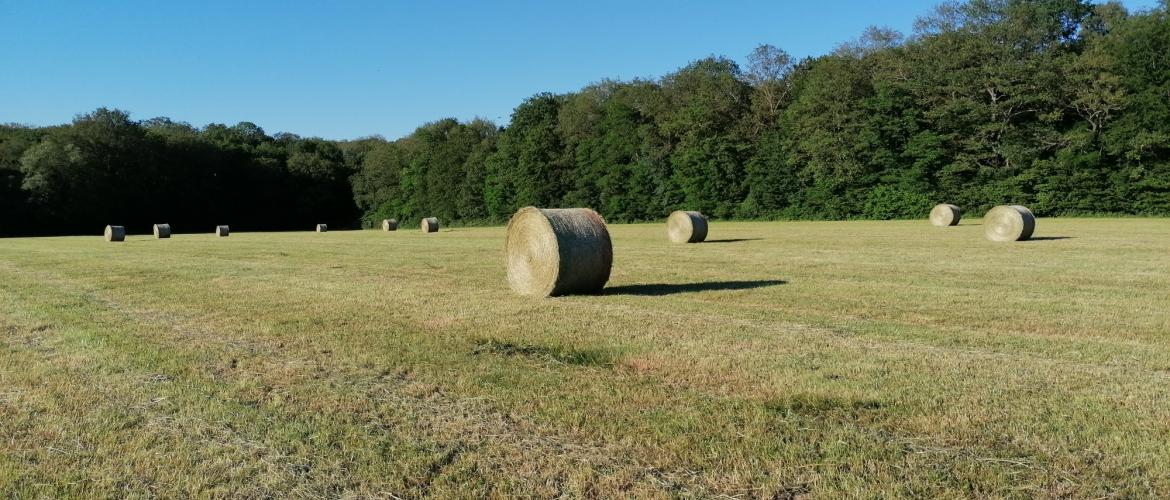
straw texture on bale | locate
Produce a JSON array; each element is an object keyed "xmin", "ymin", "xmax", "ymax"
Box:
[
  {"xmin": 104, "ymin": 225, "xmax": 125, "ymax": 242},
  {"xmin": 983, "ymin": 205, "xmax": 1035, "ymax": 242},
  {"xmin": 316, "ymin": 224, "xmax": 328, "ymax": 233},
  {"xmin": 929, "ymin": 204, "xmax": 962, "ymax": 227},
  {"xmin": 153, "ymin": 223, "xmax": 171, "ymax": 239},
  {"xmin": 421, "ymin": 217, "xmax": 439, "ymax": 233},
  {"xmin": 382, "ymin": 219, "xmax": 398, "ymax": 231},
  {"xmin": 504, "ymin": 207, "xmax": 612, "ymax": 297},
  {"xmin": 215, "ymin": 225, "xmax": 230, "ymax": 237},
  {"xmin": 666, "ymin": 210, "xmax": 708, "ymax": 243}
]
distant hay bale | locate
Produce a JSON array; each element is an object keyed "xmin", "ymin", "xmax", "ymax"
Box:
[
  {"xmin": 504, "ymin": 206, "xmax": 612, "ymax": 297},
  {"xmin": 382, "ymin": 219, "xmax": 398, "ymax": 231},
  {"xmin": 153, "ymin": 223, "xmax": 171, "ymax": 239},
  {"xmin": 666, "ymin": 210, "xmax": 708, "ymax": 243},
  {"xmin": 104, "ymin": 225, "xmax": 125, "ymax": 242},
  {"xmin": 929, "ymin": 204, "xmax": 961, "ymax": 227},
  {"xmin": 316, "ymin": 223, "xmax": 328, "ymax": 233},
  {"xmin": 983, "ymin": 205, "xmax": 1035, "ymax": 242},
  {"xmin": 421, "ymin": 217, "xmax": 439, "ymax": 233},
  {"xmin": 215, "ymin": 225, "xmax": 230, "ymax": 237}
]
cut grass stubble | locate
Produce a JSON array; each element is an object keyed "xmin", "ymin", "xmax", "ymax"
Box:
[{"xmin": 1, "ymin": 218, "xmax": 1169, "ymax": 497}]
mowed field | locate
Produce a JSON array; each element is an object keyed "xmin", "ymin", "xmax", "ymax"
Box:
[{"xmin": 1, "ymin": 218, "xmax": 1168, "ymax": 497}]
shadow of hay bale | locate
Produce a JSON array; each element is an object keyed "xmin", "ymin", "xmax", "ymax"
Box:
[
  {"xmin": 1021, "ymin": 236, "xmax": 1074, "ymax": 241},
  {"xmin": 603, "ymin": 279, "xmax": 786, "ymax": 296},
  {"xmin": 700, "ymin": 238, "xmax": 764, "ymax": 244}
]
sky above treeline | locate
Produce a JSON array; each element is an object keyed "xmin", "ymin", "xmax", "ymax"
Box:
[{"xmin": 0, "ymin": 0, "xmax": 1161, "ymax": 140}]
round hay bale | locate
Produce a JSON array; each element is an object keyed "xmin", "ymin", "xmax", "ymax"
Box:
[
  {"xmin": 666, "ymin": 210, "xmax": 708, "ymax": 243},
  {"xmin": 382, "ymin": 219, "xmax": 398, "ymax": 231},
  {"xmin": 983, "ymin": 205, "xmax": 1035, "ymax": 242},
  {"xmin": 316, "ymin": 223, "xmax": 328, "ymax": 233},
  {"xmin": 421, "ymin": 217, "xmax": 439, "ymax": 233},
  {"xmin": 215, "ymin": 225, "xmax": 230, "ymax": 237},
  {"xmin": 153, "ymin": 223, "xmax": 172, "ymax": 239},
  {"xmin": 929, "ymin": 204, "xmax": 961, "ymax": 227},
  {"xmin": 104, "ymin": 225, "xmax": 125, "ymax": 242},
  {"xmin": 504, "ymin": 206, "xmax": 612, "ymax": 297}
]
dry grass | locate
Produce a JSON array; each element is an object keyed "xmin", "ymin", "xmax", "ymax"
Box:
[{"xmin": 1, "ymin": 218, "xmax": 1169, "ymax": 497}]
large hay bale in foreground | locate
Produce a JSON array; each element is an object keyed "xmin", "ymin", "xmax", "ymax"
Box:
[
  {"xmin": 421, "ymin": 217, "xmax": 439, "ymax": 233},
  {"xmin": 316, "ymin": 223, "xmax": 328, "ymax": 233},
  {"xmin": 984, "ymin": 205, "xmax": 1035, "ymax": 242},
  {"xmin": 215, "ymin": 225, "xmax": 230, "ymax": 237},
  {"xmin": 104, "ymin": 225, "xmax": 125, "ymax": 242},
  {"xmin": 153, "ymin": 223, "xmax": 172, "ymax": 239},
  {"xmin": 666, "ymin": 210, "xmax": 708, "ymax": 243},
  {"xmin": 505, "ymin": 207, "xmax": 612, "ymax": 297},
  {"xmin": 929, "ymin": 204, "xmax": 961, "ymax": 227},
  {"xmin": 382, "ymin": 219, "xmax": 398, "ymax": 231}
]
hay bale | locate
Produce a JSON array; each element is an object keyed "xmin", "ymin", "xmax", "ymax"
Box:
[
  {"xmin": 215, "ymin": 225, "xmax": 230, "ymax": 237},
  {"xmin": 153, "ymin": 223, "xmax": 172, "ymax": 239},
  {"xmin": 929, "ymin": 204, "xmax": 961, "ymax": 227},
  {"xmin": 983, "ymin": 205, "xmax": 1035, "ymax": 242},
  {"xmin": 104, "ymin": 225, "xmax": 125, "ymax": 242},
  {"xmin": 666, "ymin": 210, "xmax": 708, "ymax": 243},
  {"xmin": 316, "ymin": 223, "xmax": 328, "ymax": 233},
  {"xmin": 421, "ymin": 217, "xmax": 439, "ymax": 233},
  {"xmin": 382, "ymin": 219, "xmax": 398, "ymax": 231},
  {"xmin": 504, "ymin": 207, "xmax": 612, "ymax": 297}
]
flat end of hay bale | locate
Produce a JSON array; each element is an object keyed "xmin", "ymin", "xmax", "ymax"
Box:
[
  {"xmin": 505, "ymin": 206, "xmax": 612, "ymax": 297},
  {"xmin": 667, "ymin": 211, "xmax": 709, "ymax": 243},
  {"xmin": 929, "ymin": 204, "xmax": 961, "ymax": 227},
  {"xmin": 984, "ymin": 205, "xmax": 1035, "ymax": 242}
]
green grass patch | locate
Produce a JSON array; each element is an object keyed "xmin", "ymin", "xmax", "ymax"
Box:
[{"xmin": 471, "ymin": 338, "xmax": 615, "ymax": 367}]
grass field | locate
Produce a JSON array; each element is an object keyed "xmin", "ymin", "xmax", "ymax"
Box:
[{"xmin": 1, "ymin": 218, "xmax": 1169, "ymax": 497}]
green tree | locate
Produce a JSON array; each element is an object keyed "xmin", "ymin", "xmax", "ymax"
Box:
[
  {"xmin": 660, "ymin": 57, "xmax": 752, "ymax": 217},
  {"xmin": 484, "ymin": 93, "xmax": 568, "ymax": 217}
]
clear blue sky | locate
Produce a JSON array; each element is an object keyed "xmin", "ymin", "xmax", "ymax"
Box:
[{"xmin": 0, "ymin": 0, "xmax": 1159, "ymax": 140}]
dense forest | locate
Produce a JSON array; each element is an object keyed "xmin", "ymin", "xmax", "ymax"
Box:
[{"xmin": 2, "ymin": 0, "xmax": 1168, "ymax": 236}]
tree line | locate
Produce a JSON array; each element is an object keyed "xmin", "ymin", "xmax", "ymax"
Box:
[
  {"xmin": 0, "ymin": 113, "xmax": 360, "ymax": 235},
  {"xmin": 2, "ymin": 0, "xmax": 1167, "ymax": 236}
]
